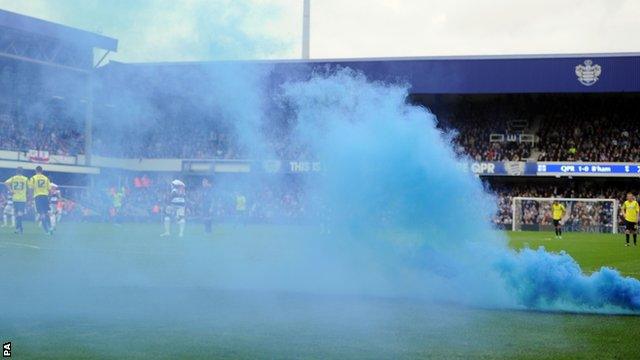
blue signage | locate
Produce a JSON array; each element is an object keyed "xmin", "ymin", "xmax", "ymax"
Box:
[
  {"xmin": 466, "ymin": 161, "xmax": 537, "ymax": 176},
  {"xmin": 102, "ymin": 54, "xmax": 640, "ymax": 96},
  {"xmin": 537, "ymin": 163, "xmax": 640, "ymax": 176}
]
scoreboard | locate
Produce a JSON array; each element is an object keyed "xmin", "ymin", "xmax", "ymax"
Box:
[
  {"xmin": 465, "ymin": 161, "xmax": 640, "ymax": 177},
  {"xmin": 536, "ymin": 163, "xmax": 640, "ymax": 177}
]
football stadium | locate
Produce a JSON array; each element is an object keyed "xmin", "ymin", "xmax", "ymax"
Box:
[{"xmin": 2, "ymin": 2, "xmax": 640, "ymax": 359}]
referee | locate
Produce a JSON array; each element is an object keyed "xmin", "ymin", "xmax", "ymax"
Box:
[{"xmin": 29, "ymin": 166, "xmax": 52, "ymax": 235}]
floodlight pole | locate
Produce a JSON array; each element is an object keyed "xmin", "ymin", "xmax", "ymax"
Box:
[
  {"xmin": 84, "ymin": 71, "xmax": 93, "ymax": 167},
  {"xmin": 83, "ymin": 50, "xmax": 111, "ymax": 167},
  {"xmin": 302, "ymin": 0, "xmax": 310, "ymax": 59}
]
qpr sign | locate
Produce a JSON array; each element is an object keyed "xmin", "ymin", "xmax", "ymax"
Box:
[{"xmin": 575, "ymin": 59, "xmax": 601, "ymax": 86}]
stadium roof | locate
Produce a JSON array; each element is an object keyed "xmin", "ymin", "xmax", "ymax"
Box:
[
  {"xmin": 118, "ymin": 52, "xmax": 640, "ymax": 65},
  {"xmin": 102, "ymin": 52, "xmax": 640, "ymax": 94},
  {"xmin": 0, "ymin": 9, "xmax": 117, "ymax": 52}
]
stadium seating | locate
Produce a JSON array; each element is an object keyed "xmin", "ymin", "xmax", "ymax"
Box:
[
  {"xmin": 1, "ymin": 52, "xmax": 639, "ymax": 231},
  {"xmin": 1, "ymin": 66, "xmax": 638, "ymax": 164}
]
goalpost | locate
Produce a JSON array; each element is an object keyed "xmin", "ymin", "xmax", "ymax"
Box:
[{"xmin": 511, "ymin": 197, "xmax": 619, "ymax": 234}]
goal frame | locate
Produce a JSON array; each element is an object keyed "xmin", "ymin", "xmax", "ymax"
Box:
[{"xmin": 511, "ymin": 197, "xmax": 619, "ymax": 234}]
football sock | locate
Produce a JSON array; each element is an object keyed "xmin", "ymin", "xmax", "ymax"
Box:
[
  {"xmin": 41, "ymin": 213, "xmax": 50, "ymax": 233},
  {"xmin": 16, "ymin": 215, "xmax": 22, "ymax": 231},
  {"xmin": 558, "ymin": 228, "xmax": 562, "ymax": 236},
  {"xmin": 626, "ymin": 234, "xmax": 630, "ymax": 244},
  {"xmin": 178, "ymin": 219, "xmax": 185, "ymax": 236},
  {"xmin": 164, "ymin": 217, "xmax": 171, "ymax": 234},
  {"xmin": 634, "ymin": 234, "xmax": 637, "ymax": 244}
]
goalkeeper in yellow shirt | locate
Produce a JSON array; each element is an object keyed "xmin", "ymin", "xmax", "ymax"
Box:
[
  {"xmin": 551, "ymin": 199, "xmax": 566, "ymax": 239},
  {"xmin": 622, "ymin": 192, "xmax": 639, "ymax": 246}
]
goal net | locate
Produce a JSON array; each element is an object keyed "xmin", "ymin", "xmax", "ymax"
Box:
[{"xmin": 511, "ymin": 197, "xmax": 619, "ymax": 233}]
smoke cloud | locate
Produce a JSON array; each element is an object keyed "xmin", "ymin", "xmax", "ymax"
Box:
[
  {"xmin": 273, "ymin": 67, "xmax": 640, "ymax": 313},
  {"xmin": 0, "ymin": 0, "xmax": 299, "ymax": 62}
]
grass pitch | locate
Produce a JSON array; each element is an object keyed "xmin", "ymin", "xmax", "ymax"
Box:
[
  {"xmin": 1, "ymin": 223, "xmax": 640, "ymax": 359},
  {"xmin": 509, "ymin": 231, "xmax": 640, "ymax": 277}
]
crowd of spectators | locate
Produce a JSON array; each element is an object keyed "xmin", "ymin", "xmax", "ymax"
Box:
[
  {"xmin": 435, "ymin": 94, "xmax": 640, "ymax": 163},
  {"xmin": 0, "ymin": 58, "xmax": 86, "ymax": 156},
  {"xmin": 1, "ymin": 91, "xmax": 639, "ymax": 163},
  {"xmin": 0, "ymin": 111, "xmax": 84, "ymax": 156},
  {"xmin": 432, "ymin": 96, "xmax": 534, "ymax": 161},
  {"xmin": 536, "ymin": 115, "xmax": 640, "ymax": 162},
  {"xmin": 92, "ymin": 122, "xmax": 239, "ymax": 159},
  {"xmin": 91, "ymin": 112, "xmax": 311, "ymax": 160},
  {"xmin": 444, "ymin": 117, "xmax": 532, "ymax": 161}
]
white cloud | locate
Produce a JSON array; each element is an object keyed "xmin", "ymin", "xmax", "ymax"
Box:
[
  {"xmin": 0, "ymin": 0, "xmax": 638, "ymax": 62},
  {"xmin": 309, "ymin": 0, "xmax": 640, "ymax": 58}
]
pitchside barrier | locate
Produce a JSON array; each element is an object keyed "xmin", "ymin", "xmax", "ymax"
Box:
[{"xmin": 512, "ymin": 197, "xmax": 619, "ymax": 234}]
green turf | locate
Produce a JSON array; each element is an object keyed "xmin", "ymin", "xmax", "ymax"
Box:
[
  {"xmin": 508, "ymin": 231, "xmax": 640, "ymax": 277},
  {"xmin": 1, "ymin": 223, "xmax": 640, "ymax": 359}
]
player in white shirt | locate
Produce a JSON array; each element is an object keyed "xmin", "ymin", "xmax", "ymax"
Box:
[
  {"xmin": 161, "ymin": 179, "xmax": 187, "ymax": 237},
  {"xmin": 49, "ymin": 183, "xmax": 62, "ymax": 231},
  {"xmin": 2, "ymin": 190, "xmax": 15, "ymax": 228}
]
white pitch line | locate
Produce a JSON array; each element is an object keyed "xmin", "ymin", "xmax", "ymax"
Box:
[{"xmin": 0, "ymin": 241, "xmax": 41, "ymax": 249}]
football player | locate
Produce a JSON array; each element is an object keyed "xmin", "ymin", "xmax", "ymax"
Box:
[
  {"xmin": 161, "ymin": 179, "xmax": 186, "ymax": 237},
  {"xmin": 1, "ymin": 190, "xmax": 15, "ymax": 228},
  {"xmin": 49, "ymin": 183, "xmax": 63, "ymax": 231}
]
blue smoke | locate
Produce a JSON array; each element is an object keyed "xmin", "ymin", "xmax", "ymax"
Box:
[
  {"xmin": 274, "ymin": 67, "xmax": 640, "ymax": 313},
  {"xmin": 4, "ymin": 0, "xmax": 638, "ymax": 319},
  {"xmin": 1, "ymin": 0, "xmax": 294, "ymax": 62},
  {"xmin": 498, "ymin": 248, "xmax": 640, "ymax": 312}
]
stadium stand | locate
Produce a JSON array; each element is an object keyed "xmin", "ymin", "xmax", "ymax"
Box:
[
  {"xmin": 2, "ymin": 9, "xmax": 640, "ymax": 233},
  {"xmin": 0, "ymin": 106, "xmax": 84, "ymax": 155},
  {"xmin": 535, "ymin": 95, "xmax": 640, "ymax": 162},
  {"xmin": 431, "ymin": 95, "xmax": 536, "ymax": 161},
  {"xmin": 0, "ymin": 9, "xmax": 114, "ymax": 157},
  {"xmin": 2, "ymin": 58, "xmax": 638, "ymax": 164},
  {"xmin": 5, "ymin": 91, "xmax": 635, "ymax": 163},
  {"xmin": 3, "ymin": 95, "xmax": 638, "ymax": 163},
  {"xmin": 431, "ymin": 93, "xmax": 640, "ymax": 163}
]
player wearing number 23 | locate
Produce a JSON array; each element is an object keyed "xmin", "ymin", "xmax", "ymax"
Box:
[{"xmin": 4, "ymin": 166, "xmax": 28, "ymax": 234}]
